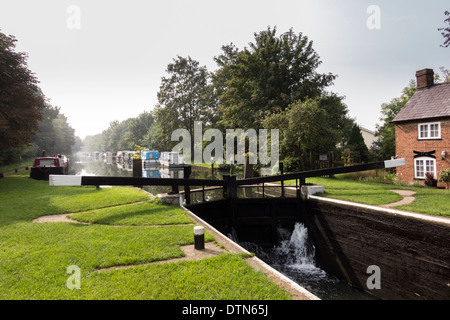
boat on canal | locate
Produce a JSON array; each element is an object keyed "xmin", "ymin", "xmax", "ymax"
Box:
[
  {"xmin": 30, "ymin": 155, "xmax": 69, "ymax": 180},
  {"xmin": 159, "ymin": 151, "xmax": 185, "ymax": 168}
]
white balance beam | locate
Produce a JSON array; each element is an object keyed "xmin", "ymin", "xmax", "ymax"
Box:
[
  {"xmin": 384, "ymin": 158, "xmax": 405, "ymax": 168},
  {"xmin": 49, "ymin": 175, "xmax": 82, "ymax": 186}
]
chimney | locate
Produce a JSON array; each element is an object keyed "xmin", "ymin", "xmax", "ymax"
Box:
[{"xmin": 416, "ymin": 69, "xmax": 434, "ymax": 89}]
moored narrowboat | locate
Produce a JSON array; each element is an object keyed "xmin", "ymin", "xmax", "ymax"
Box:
[{"xmin": 30, "ymin": 155, "xmax": 69, "ymax": 180}]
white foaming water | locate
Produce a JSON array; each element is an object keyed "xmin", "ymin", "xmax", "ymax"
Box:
[{"xmin": 272, "ymin": 223, "xmax": 328, "ymax": 277}]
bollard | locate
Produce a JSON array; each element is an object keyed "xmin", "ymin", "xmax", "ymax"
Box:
[{"xmin": 194, "ymin": 226, "xmax": 205, "ymax": 250}]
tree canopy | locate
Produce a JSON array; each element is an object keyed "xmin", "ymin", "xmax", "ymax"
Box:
[
  {"xmin": 262, "ymin": 93, "xmax": 352, "ymax": 170},
  {"xmin": 0, "ymin": 31, "xmax": 46, "ymax": 150},
  {"xmin": 215, "ymin": 27, "xmax": 336, "ymax": 130}
]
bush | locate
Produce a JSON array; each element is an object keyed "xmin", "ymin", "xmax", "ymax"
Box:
[
  {"xmin": 438, "ymin": 168, "xmax": 450, "ymax": 190},
  {"xmin": 339, "ymin": 169, "xmax": 397, "ymax": 184},
  {"xmin": 282, "ymin": 158, "xmax": 302, "ymax": 172}
]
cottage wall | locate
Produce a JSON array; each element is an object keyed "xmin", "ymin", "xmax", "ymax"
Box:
[{"xmin": 395, "ymin": 118, "xmax": 450, "ymax": 187}]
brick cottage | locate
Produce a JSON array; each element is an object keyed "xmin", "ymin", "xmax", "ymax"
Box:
[{"xmin": 393, "ymin": 69, "xmax": 450, "ymax": 188}]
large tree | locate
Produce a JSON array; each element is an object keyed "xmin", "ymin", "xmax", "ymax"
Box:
[
  {"xmin": 346, "ymin": 124, "xmax": 370, "ymax": 163},
  {"xmin": 215, "ymin": 27, "xmax": 336, "ymax": 130},
  {"xmin": 154, "ymin": 56, "xmax": 215, "ymax": 157},
  {"xmin": 263, "ymin": 94, "xmax": 350, "ymax": 170},
  {"xmin": 31, "ymin": 104, "xmax": 77, "ymax": 156},
  {"xmin": 0, "ymin": 31, "xmax": 46, "ymax": 149}
]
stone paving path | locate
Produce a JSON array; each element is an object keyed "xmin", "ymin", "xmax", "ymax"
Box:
[{"xmin": 380, "ymin": 190, "xmax": 417, "ymax": 208}]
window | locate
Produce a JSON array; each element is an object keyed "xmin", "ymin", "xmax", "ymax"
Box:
[
  {"xmin": 414, "ymin": 157, "xmax": 436, "ymax": 179},
  {"xmin": 418, "ymin": 122, "xmax": 441, "ymax": 139}
]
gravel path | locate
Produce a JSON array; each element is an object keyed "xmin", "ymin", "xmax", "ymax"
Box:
[{"xmin": 380, "ymin": 190, "xmax": 416, "ymax": 208}]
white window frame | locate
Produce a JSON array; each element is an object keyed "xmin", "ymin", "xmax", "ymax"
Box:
[
  {"xmin": 414, "ymin": 157, "xmax": 437, "ymax": 180},
  {"xmin": 418, "ymin": 122, "xmax": 441, "ymax": 140}
]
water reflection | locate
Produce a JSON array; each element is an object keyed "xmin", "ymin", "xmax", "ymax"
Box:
[{"xmin": 70, "ymin": 156, "xmax": 235, "ymax": 198}]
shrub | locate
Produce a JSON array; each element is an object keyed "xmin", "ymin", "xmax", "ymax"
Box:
[{"xmin": 438, "ymin": 168, "xmax": 450, "ymax": 190}]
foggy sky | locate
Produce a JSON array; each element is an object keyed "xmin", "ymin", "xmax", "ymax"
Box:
[{"xmin": 1, "ymin": 0, "xmax": 448, "ymax": 139}]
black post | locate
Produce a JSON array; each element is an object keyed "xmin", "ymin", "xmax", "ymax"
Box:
[
  {"xmin": 194, "ymin": 226, "xmax": 205, "ymax": 250},
  {"xmin": 280, "ymin": 162, "xmax": 285, "ymax": 197},
  {"xmin": 132, "ymin": 158, "xmax": 143, "ymax": 188},
  {"xmin": 228, "ymin": 175, "xmax": 237, "ymax": 199},
  {"xmin": 225, "ymin": 175, "xmax": 238, "ymax": 236},
  {"xmin": 222, "ymin": 174, "xmax": 237, "ymax": 199},
  {"xmin": 184, "ymin": 166, "xmax": 192, "ymax": 205},
  {"xmin": 222, "ymin": 175, "xmax": 229, "ymax": 198}
]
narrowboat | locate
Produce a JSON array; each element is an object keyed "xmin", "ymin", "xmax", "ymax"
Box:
[
  {"xmin": 141, "ymin": 150, "xmax": 160, "ymax": 164},
  {"xmin": 30, "ymin": 155, "xmax": 69, "ymax": 180},
  {"xmin": 159, "ymin": 151, "xmax": 185, "ymax": 168}
]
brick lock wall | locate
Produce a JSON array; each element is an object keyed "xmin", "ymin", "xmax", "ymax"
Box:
[{"xmin": 395, "ymin": 118, "xmax": 450, "ymax": 188}]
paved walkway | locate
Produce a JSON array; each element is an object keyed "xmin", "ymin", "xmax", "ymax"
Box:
[{"xmin": 380, "ymin": 190, "xmax": 417, "ymax": 208}]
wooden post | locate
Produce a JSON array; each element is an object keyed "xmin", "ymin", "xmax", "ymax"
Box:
[
  {"xmin": 184, "ymin": 166, "xmax": 192, "ymax": 205},
  {"xmin": 224, "ymin": 175, "xmax": 238, "ymax": 235},
  {"xmin": 280, "ymin": 162, "xmax": 285, "ymax": 197},
  {"xmin": 328, "ymin": 151, "xmax": 334, "ymax": 178},
  {"xmin": 244, "ymin": 153, "xmax": 253, "ymax": 179},
  {"xmin": 228, "ymin": 175, "xmax": 237, "ymax": 199},
  {"xmin": 222, "ymin": 175, "xmax": 229, "ymax": 198},
  {"xmin": 132, "ymin": 158, "xmax": 142, "ymax": 188}
]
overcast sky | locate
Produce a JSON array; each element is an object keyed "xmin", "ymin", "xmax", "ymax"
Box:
[{"xmin": 1, "ymin": 0, "xmax": 449, "ymax": 139}]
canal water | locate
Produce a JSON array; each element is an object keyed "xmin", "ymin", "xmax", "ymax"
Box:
[{"xmin": 70, "ymin": 156, "xmax": 377, "ymax": 300}]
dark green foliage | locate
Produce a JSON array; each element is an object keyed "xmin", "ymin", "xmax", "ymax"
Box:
[
  {"xmin": 215, "ymin": 27, "xmax": 336, "ymax": 130},
  {"xmin": 0, "ymin": 31, "xmax": 46, "ymax": 155},
  {"xmin": 346, "ymin": 124, "xmax": 369, "ymax": 163}
]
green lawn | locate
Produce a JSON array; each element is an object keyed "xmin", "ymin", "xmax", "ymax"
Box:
[
  {"xmin": 0, "ymin": 171, "xmax": 291, "ymax": 300},
  {"xmin": 286, "ymin": 176, "xmax": 450, "ymax": 217}
]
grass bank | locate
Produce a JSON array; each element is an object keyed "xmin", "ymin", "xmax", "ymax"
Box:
[
  {"xmin": 286, "ymin": 176, "xmax": 450, "ymax": 217},
  {"xmin": 0, "ymin": 171, "xmax": 291, "ymax": 300},
  {"xmin": 0, "ymin": 160, "xmax": 34, "ymax": 174}
]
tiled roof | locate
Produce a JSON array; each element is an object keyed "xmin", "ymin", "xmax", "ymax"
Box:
[{"xmin": 393, "ymin": 82, "xmax": 450, "ymax": 122}]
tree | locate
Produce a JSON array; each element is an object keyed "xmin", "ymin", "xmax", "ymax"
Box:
[
  {"xmin": 215, "ymin": 26, "xmax": 336, "ymax": 130},
  {"xmin": 0, "ymin": 31, "xmax": 46, "ymax": 150},
  {"xmin": 116, "ymin": 112, "xmax": 154, "ymax": 150},
  {"xmin": 144, "ymin": 106, "xmax": 179, "ymax": 152},
  {"xmin": 437, "ymin": 66, "xmax": 450, "ymax": 82},
  {"xmin": 155, "ymin": 56, "xmax": 215, "ymax": 158},
  {"xmin": 438, "ymin": 11, "xmax": 450, "ymax": 48},
  {"xmin": 373, "ymin": 80, "xmax": 416, "ymax": 160},
  {"xmin": 346, "ymin": 124, "xmax": 369, "ymax": 163},
  {"xmin": 263, "ymin": 94, "xmax": 350, "ymax": 170},
  {"xmin": 31, "ymin": 104, "xmax": 77, "ymax": 156}
]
